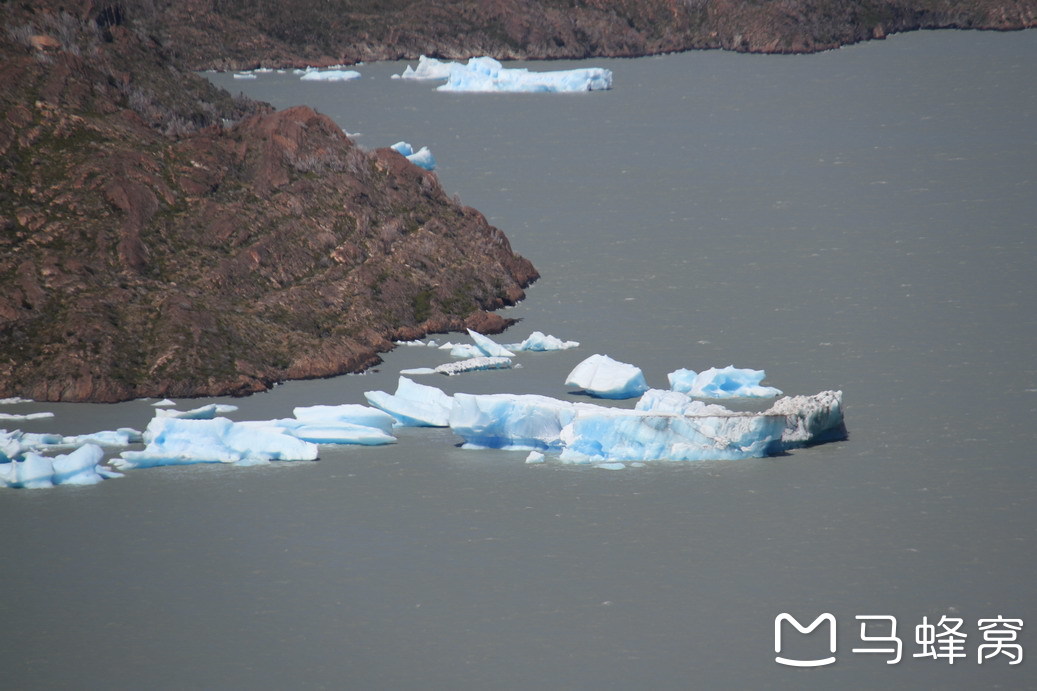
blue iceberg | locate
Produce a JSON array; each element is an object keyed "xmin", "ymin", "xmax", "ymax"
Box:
[
  {"xmin": 558, "ymin": 410, "xmax": 786, "ymax": 464},
  {"xmin": 389, "ymin": 141, "xmax": 436, "ymax": 170},
  {"xmin": 300, "ymin": 69, "xmax": 361, "ymax": 81},
  {"xmin": 1, "ymin": 444, "xmax": 123, "ymax": 489},
  {"xmin": 668, "ymin": 366, "xmax": 782, "ymax": 399},
  {"xmin": 565, "ymin": 354, "xmax": 649, "ymax": 400},
  {"xmin": 506, "ymin": 331, "xmax": 579, "ymax": 352},
  {"xmin": 466, "ymin": 329, "xmax": 515, "ymax": 357},
  {"xmin": 364, "ymin": 377, "xmax": 454, "ymax": 427},
  {"xmin": 292, "ymin": 404, "xmax": 396, "ymax": 435},
  {"xmin": 449, "ymin": 393, "xmax": 583, "ymax": 450},
  {"xmin": 395, "ymin": 56, "xmax": 612, "ymax": 93},
  {"xmin": 114, "ymin": 417, "xmax": 318, "ymax": 469}
]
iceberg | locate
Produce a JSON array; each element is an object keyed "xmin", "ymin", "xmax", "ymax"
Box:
[
  {"xmin": 300, "ymin": 69, "xmax": 361, "ymax": 81},
  {"xmin": 506, "ymin": 331, "xmax": 579, "ymax": 352},
  {"xmin": 392, "ymin": 55, "xmax": 457, "ymax": 81},
  {"xmin": 364, "ymin": 377, "xmax": 454, "ymax": 427},
  {"xmin": 450, "ymin": 393, "xmax": 582, "ymax": 450},
  {"xmin": 565, "ymin": 354, "xmax": 649, "ymax": 400},
  {"xmin": 399, "ymin": 56, "xmax": 613, "ymax": 93},
  {"xmin": 558, "ymin": 409, "xmax": 786, "ymax": 463},
  {"xmin": 113, "ymin": 417, "xmax": 318, "ymax": 469},
  {"xmin": 765, "ymin": 390, "xmax": 847, "ymax": 449},
  {"xmin": 0, "ymin": 411, "xmax": 54, "ymax": 421},
  {"xmin": 635, "ymin": 389, "xmax": 736, "ymax": 416},
  {"xmin": 156, "ymin": 403, "xmax": 239, "ymax": 420},
  {"xmin": 1, "ymin": 444, "xmax": 123, "ymax": 489},
  {"xmin": 292, "ymin": 404, "xmax": 396, "ymax": 435},
  {"xmin": 242, "ymin": 419, "xmax": 395, "ymax": 446},
  {"xmin": 389, "ymin": 141, "xmax": 436, "ymax": 170},
  {"xmin": 448, "ymin": 343, "xmax": 485, "ymax": 359},
  {"xmin": 668, "ymin": 366, "xmax": 782, "ymax": 398},
  {"xmin": 466, "ymin": 329, "xmax": 515, "ymax": 357},
  {"xmin": 434, "ymin": 356, "xmax": 513, "ymax": 376}
]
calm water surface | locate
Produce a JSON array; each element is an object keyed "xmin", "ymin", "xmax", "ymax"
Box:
[{"xmin": 3, "ymin": 30, "xmax": 1035, "ymax": 689}]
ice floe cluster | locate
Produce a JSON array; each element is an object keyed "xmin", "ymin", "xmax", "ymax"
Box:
[
  {"xmin": 2, "ymin": 327, "xmax": 847, "ymax": 487},
  {"xmin": 393, "ymin": 55, "xmax": 613, "ymax": 93}
]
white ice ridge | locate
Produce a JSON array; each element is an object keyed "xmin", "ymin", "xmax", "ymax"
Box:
[
  {"xmin": 668, "ymin": 366, "xmax": 782, "ymax": 398},
  {"xmin": 389, "ymin": 141, "xmax": 436, "ymax": 170},
  {"xmin": 300, "ymin": 68, "xmax": 361, "ymax": 81},
  {"xmin": 467, "ymin": 329, "xmax": 515, "ymax": 357},
  {"xmin": 434, "ymin": 356, "xmax": 513, "ymax": 376},
  {"xmin": 114, "ymin": 417, "xmax": 318, "ymax": 469},
  {"xmin": 364, "ymin": 376, "xmax": 454, "ymax": 427},
  {"xmin": 565, "ymin": 353, "xmax": 649, "ymax": 400},
  {"xmin": 1, "ymin": 444, "xmax": 123, "ymax": 489},
  {"xmin": 155, "ymin": 403, "xmax": 239, "ymax": 419},
  {"xmin": 394, "ymin": 55, "xmax": 613, "ymax": 93}
]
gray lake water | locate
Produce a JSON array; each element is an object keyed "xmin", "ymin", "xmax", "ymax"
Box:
[{"xmin": 3, "ymin": 30, "xmax": 1036, "ymax": 689}]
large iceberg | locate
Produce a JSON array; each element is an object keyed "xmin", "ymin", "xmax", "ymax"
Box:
[
  {"xmin": 300, "ymin": 69, "xmax": 361, "ymax": 81},
  {"xmin": 558, "ymin": 410, "xmax": 786, "ymax": 463},
  {"xmin": 364, "ymin": 377, "xmax": 454, "ymax": 427},
  {"xmin": 389, "ymin": 141, "xmax": 436, "ymax": 171},
  {"xmin": 114, "ymin": 417, "xmax": 318, "ymax": 469},
  {"xmin": 668, "ymin": 366, "xmax": 782, "ymax": 399},
  {"xmin": 393, "ymin": 55, "xmax": 612, "ymax": 93},
  {"xmin": 565, "ymin": 354, "xmax": 649, "ymax": 400},
  {"xmin": 765, "ymin": 390, "xmax": 847, "ymax": 449},
  {"xmin": 450, "ymin": 393, "xmax": 583, "ymax": 450},
  {"xmin": 1, "ymin": 444, "xmax": 123, "ymax": 488}
]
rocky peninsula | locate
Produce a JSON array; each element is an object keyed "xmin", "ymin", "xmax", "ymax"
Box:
[{"xmin": 2, "ymin": 0, "xmax": 1034, "ymax": 402}]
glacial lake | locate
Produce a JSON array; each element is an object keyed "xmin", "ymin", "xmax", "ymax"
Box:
[{"xmin": 3, "ymin": 29, "xmax": 1035, "ymax": 689}]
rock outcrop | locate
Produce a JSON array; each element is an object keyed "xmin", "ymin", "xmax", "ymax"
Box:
[{"xmin": 0, "ymin": 2, "xmax": 536, "ymax": 402}]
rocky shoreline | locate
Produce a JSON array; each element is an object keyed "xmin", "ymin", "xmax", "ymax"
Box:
[{"xmin": 150, "ymin": 0, "xmax": 1037, "ymax": 71}]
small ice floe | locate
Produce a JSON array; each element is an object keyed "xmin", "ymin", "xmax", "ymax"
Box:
[
  {"xmin": 668, "ymin": 366, "xmax": 782, "ymax": 399},
  {"xmin": 506, "ymin": 331, "xmax": 579, "ymax": 352},
  {"xmin": 389, "ymin": 141, "xmax": 436, "ymax": 170},
  {"xmin": 1, "ymin": 445, "xmax": 123, "ymax": 489},
  {"xmin": 565, "ymin": 354, "xmax": 649, "ymax": 400},
  {"xmin": 434, "ymin": 356, "xmax": 512, "ymax": 376},
  {"xmin": 155, "ymin": 404, "xmax": 239, "ymax": 420}
]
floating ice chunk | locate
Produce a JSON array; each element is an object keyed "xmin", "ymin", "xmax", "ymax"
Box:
[
  {"xmin": 466, "ymin": 329, "xmax": 515, "ymax": 357},
  {"xmin": 156, "ymin": 403, "xmax": 239, "ymax": 420},
  {"xmin": 62, "ymin": 428, "xmax": 143, "ymax": 448},
  {"xmin": 565, "ymin": 354, "xmax": 649, "ymax": 400},
  {"xmin": 1, "ymin": 444, "xmax": 122, "ymax": 488},
  {"xmin": 393, "ymin": 55, "xmax": 457, "ymax": 80},
  {"xmin": 765, "ymin": 390, "xmax": 847, "ymax": 449},
  {"xmin": 635, "ymin": 389, "xmax": 735, "ymax": 416},
  {"xmin": 364, "ymin": 377, "xmax": 453, "ymax": 427},
  {"xmin": 432, "ymin": 56, "xmax": 613, "ymax": 93},
  {"xmin": 0, "ymin": 397, "xmax": 34, "ymax": 405},
  {"xmin": 232, "ymin": 72, "xmax": 256, "ymax": 79},
  {"xmin": 0, "ymin": 411, "xmax": 54, "ymax": 421},
  {"xmin": 245, "ymin": 418, "xmax": 394, "ymax": 445},
  {"xmin": 525, "ymin": 450, "xmax": 545, "ymax": 464},
  {"xmin": 300, "ymin": 69, "xmax": 361, "ymax": 81},
  {"xmin": 595, "ymin": 462, "xmax": 627, "ymax": 470},
  {"xmin": 114, "ymin": 417, "xmax": 317, "ymax": 469},
  {"xmin": 558, "ymin": 410, "xmax": 786, "ymax": 463},
  {"xmin": 395, "ymin": 339, "xmax": 440, "ymax": 347},
  {"xmin": 389, "ymin": 141, "xmax": 436, "ymax": 170},
  {"xmin": 0, "ymin": 430, "xmax": 24, "ymax": 462},
  {"xmin": 292, "ymin": 404, "xmax": 396, "ymax": 435},
  {"xmin": 400, "ymin": 367, "xmax": 437, "ymax": 375},
  {"xmin": 434, "ymin": 356, "xmax": 512, "ymax": 376},
  {"xmin": 449, "ymin": 393, "xmax": 584, "ymax": 450},
  {"xmin": 449, "ymin": 343, "xmax": 484, "ymax": 359},
  {"xmin": 152, "ymin": 399, "xmax": 177, "ymax": 407},
  {"xmin": 668, "ymin": 366, "xmax": 782, "ymax": 398},
  {"xmin": 506, "ymin": 331, "xmax": 579, "ymax": 352}
]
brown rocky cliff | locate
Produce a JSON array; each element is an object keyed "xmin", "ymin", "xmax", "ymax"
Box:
[{"xmin": 0, "ymin": 3, "xmax": 536, "ymax": 402}]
